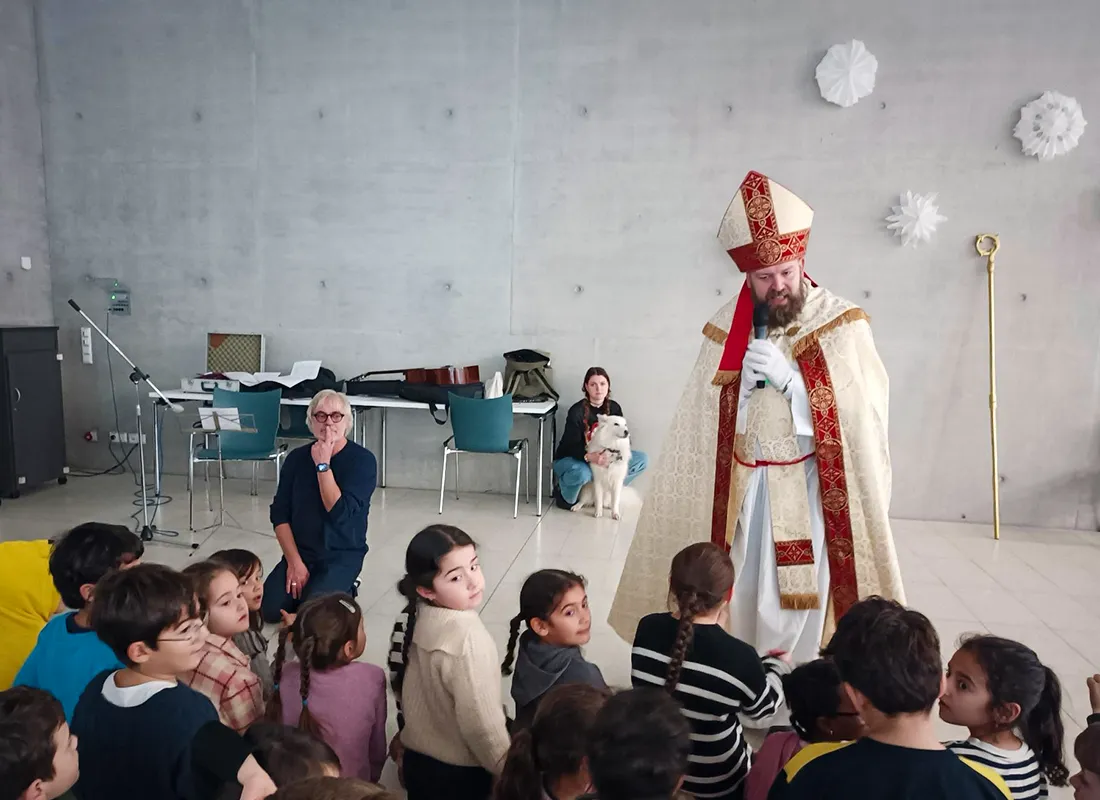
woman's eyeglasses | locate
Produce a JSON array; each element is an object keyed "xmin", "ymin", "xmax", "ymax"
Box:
[{"xmin": 312, "ymin": 411, "xmax": 345, "ymax": 423}]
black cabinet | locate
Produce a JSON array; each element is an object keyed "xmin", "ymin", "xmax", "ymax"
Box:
[{"xmin": 0, "ymin": 327, "xmax": 67, "ymax": 500}]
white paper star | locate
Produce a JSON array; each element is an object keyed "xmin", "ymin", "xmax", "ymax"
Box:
[
  {"xmin": 885, "ymin": 192, "xmax": 947, "ymax": 248},
  {"xmin": 815, "ymin": 40, "xmax": 878, "ymax": 108},
  {"xmin": 1013, "ymin": 91, "xmax": 1086, "ymax": 161}
]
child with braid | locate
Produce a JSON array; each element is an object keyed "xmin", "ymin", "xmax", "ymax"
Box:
[
  {"xmin": 388, "ymin": 524, "xmax": 509, "ymax": 800},
  {"xmin": 500, "ymin": 569, "xmax": 606, "ymax": 730},
  {"xmin": 632, "ymin": 542, "xmax": 790, "ymax": 800},
  {"xmin": 269, "ymin": 593, "xmax": 387, "ymax": 782}
]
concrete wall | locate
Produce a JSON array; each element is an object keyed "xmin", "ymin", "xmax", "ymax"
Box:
[
  {"xmin": 0, "ymin": 0, "xmax": 51, "ymax": 325},
  {"xmin": 37, "ymin": 0, "xmax": 1100, "ymax": 529}
]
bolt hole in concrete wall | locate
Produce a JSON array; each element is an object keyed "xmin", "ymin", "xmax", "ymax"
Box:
[{"xmin": 17, "ymin": 0, "xmax": 1100, "ymax": 528}]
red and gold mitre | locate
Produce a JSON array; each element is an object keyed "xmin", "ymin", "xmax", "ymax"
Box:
[
  {"xmin": 714, "ymin": 171, "xmax": 815, "ymax": 384},
  {"xmin": 717, "ymin": 170, "xmax": 814, "ymax": 273}
]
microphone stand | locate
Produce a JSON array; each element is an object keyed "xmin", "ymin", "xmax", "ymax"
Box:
[{"xmin": 67, "ymin": 299, "xmax": 184, "ymax": 545}]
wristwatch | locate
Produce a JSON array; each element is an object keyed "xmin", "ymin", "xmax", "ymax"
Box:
[{"xmin": 316, "ymin": 463, "xmax": 330, "ymax": 473}]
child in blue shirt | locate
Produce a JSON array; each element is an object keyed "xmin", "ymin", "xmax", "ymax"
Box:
[{"xmin": 15, "ymin": 522, "xmax": 144, "ymax": 720}]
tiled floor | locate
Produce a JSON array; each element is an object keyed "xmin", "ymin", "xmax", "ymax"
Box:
[{"xmin": 2, "ymin": 473, "xmax": 1096, "ymax": 795}]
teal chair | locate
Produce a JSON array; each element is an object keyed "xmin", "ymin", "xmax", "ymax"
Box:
[
  {"xmin": 439, "ymin": 393, "xmax": 529, "ymax": 518},
  {"xmin": 189, "ymin": 388, "xmax": 287, "ymax": 532}
]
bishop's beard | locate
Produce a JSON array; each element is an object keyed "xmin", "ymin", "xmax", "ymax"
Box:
[{"xmin": 760, "ymin": 284, "xmax": 806, "ymax": 328}]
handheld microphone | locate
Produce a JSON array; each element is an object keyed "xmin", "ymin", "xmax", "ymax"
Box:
[{"xmin": 752, "ymin": 302, "xmax": 769, "ymax": 389}]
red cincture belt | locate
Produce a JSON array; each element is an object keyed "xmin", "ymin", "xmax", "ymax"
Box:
[{"xmin": 734, "ymin": 451, "xmax": 815, "ymax": 469}]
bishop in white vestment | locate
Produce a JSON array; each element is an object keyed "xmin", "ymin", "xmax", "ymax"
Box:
[{"xmin": 609, "ymin": 170, "xmax": 905, "ymax": 661}]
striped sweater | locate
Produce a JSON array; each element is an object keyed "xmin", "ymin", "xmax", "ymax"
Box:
[
  {"xmin": 632, "ymin": 613, "xmax": 789, "ymax": 800},
  {"xmin": 946, "ymin": 738, "xmax": 1045, "ymax": 800}
]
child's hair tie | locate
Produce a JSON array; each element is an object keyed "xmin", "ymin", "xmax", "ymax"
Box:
[
  {"xmin": 272, "ymin": 683, "xmax": 279, "ymax": 691},
  {"xmin": 302, "ymin": 698, "xmax": 309, "ymax": 707}
]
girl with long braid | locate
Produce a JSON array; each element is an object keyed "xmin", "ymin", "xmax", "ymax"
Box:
[
  {"xmin": 387, "ymin": 525, "xmax": 509, "ymax": 800},
  {"xmin": 500, "ymin": 569, "xmax": 607, "ymax": 731},
  {"xmin": 552, "ymin": 367, "xmax": 648, "ymax": 509},
  {"xmin": 268, "ymin": 593, "xmax": 388, "ymax": 783},
  {"xmin": 631, "ymin": 542, "xmax": 791, "ymax": 800}
]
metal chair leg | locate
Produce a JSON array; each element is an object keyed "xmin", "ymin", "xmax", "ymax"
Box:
[
  {"xmin": 188, "ymin": 454, "xmax": 195, "ymax": 532},
  {"xmin": 438, "ymin": 450, "xmax": 448, "ymax": 514},
  {"xmin": 204, "ymin": 460, "xmax": 213, "ymax": 512},
  {"xmin": 251, "ymin": 462, "xmax": 258, "ymax": 496},
  {"xmin": 454, "ymin": 452, "xmax": 460, "ymax": 500},
  {"xmin": 525, "ymin": 441, "xmax": 530, "ymax": 503},
  {"xmin": 513, "ymin": 450, "xmax": 522, "ymax": 519}
]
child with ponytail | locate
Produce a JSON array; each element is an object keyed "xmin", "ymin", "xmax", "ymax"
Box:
[
  {"xmin": 940, "ymin": 634, "xmax": 1068, "ymax": 800},
  {"xmin": 495, "ymin": 683, "xmax": 611, "ymax": 800},
  {"xmin": 631, "ymin": 542, "xmax": 789, "ymax": 800},
  {"xmin": 500, "ymin": 569, "xmax": 607, "ymax": 730},
  {"xmin": 388, "ymin": 524, "xmax": 510, "ymax": 800},
  {"xmin": 268, "ymin": 592, "xmax": 387, "ymax": 783}
]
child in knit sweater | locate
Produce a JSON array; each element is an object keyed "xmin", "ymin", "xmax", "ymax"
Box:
[
  {"xmin": 389, "ymin": 524, "xmax": 510, "ymax": 800},
  {"xmin": 500, "ymin": 569, "xmax": 607, "ymax": 730},
  {"xmin": 269, "ymin": 593, "xmax": 387, "ymax": 783}
]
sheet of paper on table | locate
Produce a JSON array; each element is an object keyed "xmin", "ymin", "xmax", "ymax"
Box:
[{"xmin": 222, "ymin": 360, "xmax": 322, "ymax": 388}]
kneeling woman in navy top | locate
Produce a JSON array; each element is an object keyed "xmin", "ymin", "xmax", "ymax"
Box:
[
  {"xmin": 552, "ymin": 367, "xmax": 648, "ymax": 509},
  {"xmin": 263, "ymin": 390, "xmax": 376, "ymax": 622}
]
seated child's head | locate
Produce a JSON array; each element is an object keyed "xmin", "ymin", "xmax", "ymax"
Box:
[
  {"xmin": 783, "ymin": 658, "xmax": 866, "ymax": 743},
  {"xmin": 940, "ymin": 634, "xmax": 1068, "ymax": 786},
  {"xmin": 268, "ymin": 593, "xmax": 364, "ymax": 738},
  {"xmin": 822, "ymin": 596, "xmax": 942, "ymax": 722},
  {"xmin": 248, "ymin": 722, "xmax": 340, "ymax": 782},
  {"xmin": 496, "ymin": 683, "xmax": 612, "ymax": 800},
  {"xmin": 665, "ymin": 542, "xmax": 734, "ymax": 690},
  {"xmin": 1071, "ymin": 723, "xmax": 1100, "ymax": 800},
  {"xmin": 269, "ymin": 777, "xmax": 400, "ymax": 800},
  {"xmin": 0, "ymin": 686, "xmax": 79, "ymax": 800},
  {"xmin": 501, "ymin": 569, "xmax": 589, "ymax": 676},
  {"xmin": 91, "ymin": 563, "xmax": 206, "ymax": 677},
  {"xmin": 49, "ymin": 522, "xmax": 144, "ymax": 610},
  {"xmin": 587, "ymin": 688, "xmax": 691, "ymax": 800},
  {"xmin": 210, "ymin": 549, "xmax": 264, "ymax": 631},
  {"xmin": 182, "ymin": 560, "xmax": 251, "ymax": 639},
  {"xmin": 392, "ymin": 525, "xmax": 480, "ymax": 694}
]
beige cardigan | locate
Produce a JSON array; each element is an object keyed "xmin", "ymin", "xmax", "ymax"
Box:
[{"xmin": 399, "ymin": 604, "xmax": 510, "ymax": 774}]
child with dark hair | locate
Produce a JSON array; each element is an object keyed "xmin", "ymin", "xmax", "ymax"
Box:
[
  {"xmin": 269, "ymin": 776, "xmax": 401, "ymax": 800},
  {"xmin": 940, "ymin": 635, "xmax": 1068, "ymax": 800},
  {"xmin": 214, "ymin": 722, "xmax": 341, "ymax": 799},
  {"xmin": 1071, "ymin": 702, "xmax": 1100, "ymax": 800},
  {"xmin": 70, "ymin": 564, "xmax": 275, "ymax": 800},
  {"xmin": 15, "ymin": 522, "xmax": 143, "ymax": 719},
  {"xmin": 269, "ymin": 593, "xmax": 387, "ymax": 782},
  {"xmin": 211, "ymin": 549, "xmax": 272, "ymax": 696},
  {"xmin": 769, "ymin": 596, "xmax": 1011, "ymax": 800},
  {"xmin": 388, "ymin": 525, "xmax": 509, "ymax": 800},
  {"xmin": 744, "ymin": 659, "xmax": 865, "ymax": 800},
  {"xmin": 632, "ymin": 542, "xmax": 788, "ymax": 799},
  {"xmin": 500, "ymin": 569, "xmax": 606, "ymax": 730},
  {"xmin": 0, "ymin": 686, "xmax": 79, "ymax": 800},
  {"xmin": 495, "ymin": 683, "xmax": 612, "ymax": 800},
  {"xmin": 182, "ymin": 560, "xmax": 264, "ymax": 733},
  {"xmin": 586, "ymin": 687, "xmax": 692, "ymax": 800}
]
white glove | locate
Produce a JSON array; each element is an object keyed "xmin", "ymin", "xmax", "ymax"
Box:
[
  {"xmin": 739, "ymin": 364, "xmax": 764, "ymax": 406},
  {"xmin": 744, "ymin": 340, "xmax": 794, "ymax": 394}
]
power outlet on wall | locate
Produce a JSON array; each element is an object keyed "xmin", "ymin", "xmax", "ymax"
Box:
[{"xmin": 108, "ymin": 431, "xmax": 121, "ymax": 443}]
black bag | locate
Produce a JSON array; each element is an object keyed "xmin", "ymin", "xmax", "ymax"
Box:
[{"xmin": 398, "ymin": 382, "xmax": 484, "ymax": 424}]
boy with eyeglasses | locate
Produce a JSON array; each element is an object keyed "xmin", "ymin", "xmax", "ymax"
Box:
[{"xmin": 70, "ymin": 564, "xmax": 275, "ymax": 800}]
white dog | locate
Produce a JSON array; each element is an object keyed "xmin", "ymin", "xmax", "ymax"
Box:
[{"xmin": 571, "ymin": 414, "xmax": 631, "ymax": 520}]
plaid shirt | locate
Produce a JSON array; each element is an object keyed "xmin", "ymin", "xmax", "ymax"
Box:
[{"xmin": 185, "ymin": 633, "xmax": 264, "ymax": 733}]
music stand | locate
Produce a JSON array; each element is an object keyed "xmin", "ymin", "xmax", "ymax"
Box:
[{"xmin": 189, "ymin": 409, "xmax": 257, "ymax": 547}]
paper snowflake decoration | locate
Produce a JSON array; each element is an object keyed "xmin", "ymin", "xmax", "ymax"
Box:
[
  {"xmin": 1013, "ymin": 91, "xmax": 1086, "ymax": 161},
  {"xmin": 885, "ymin": 192, "xmax": 947, "ymax": 248},
  {"xmin": 815, "ymin": 40, "xmax": 878, "ymax": 108}
]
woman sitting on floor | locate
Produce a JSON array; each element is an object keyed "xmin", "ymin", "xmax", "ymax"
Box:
[
  {"xmin": 552, "ymin": 367, "xmax": 647, "ymax": 510},
  {"xmin": 263, "ymin": 389, "xmax": 377, "ymax": 622}
]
